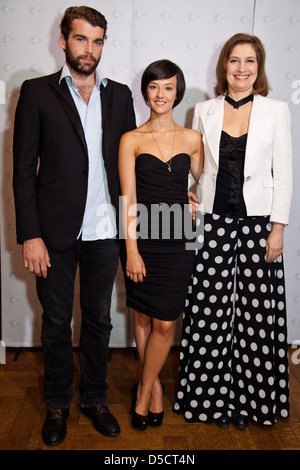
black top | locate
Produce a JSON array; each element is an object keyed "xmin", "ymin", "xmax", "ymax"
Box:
[
  {"xmin": 135, "ymin": 153, "xmax": 191, "ymax": 240},
  {"xmin": 213, "ymin": 131, "xmax": 247, "ymax": 218},
  {"xmin": 135, "ymin": 153, "xmax": 190, "ymax": 205}
]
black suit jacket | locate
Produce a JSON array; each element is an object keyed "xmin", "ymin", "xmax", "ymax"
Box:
[{"xmin": 13, "ymin": 70, "xmax": 136, "ymax": 250}]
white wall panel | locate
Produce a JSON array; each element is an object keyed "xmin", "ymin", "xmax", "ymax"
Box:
[
  {"xmin": 253, "ymin": 0, "xmax": 300, "ymax": 343},
  {"xmin": 1, "ymin": 0, "xmax": 299, "ymax": 347},
  {"xmin": 131, "ymin": 0, "xmax": 254, "ymax": 127}
]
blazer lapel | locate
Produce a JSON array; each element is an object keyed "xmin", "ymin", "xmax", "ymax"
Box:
[
  {"xmin": 201, "ymin": 96, "xmax": 224, "ymax": 167},
  {"xmin": 245, "ymin": 94, "xmax": 270, "ymax": 166},
  {"xmin": 202, "ymin": 95, "xmax": 270, "ymax": 168},
  {"xmin": 49, "ymin": 74, "xmax": 88, "ymax": 155}
]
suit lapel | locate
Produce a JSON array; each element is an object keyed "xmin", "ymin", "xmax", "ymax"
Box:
[
  {"xmin": 49, "ymin": 73, "xmax": 88, "ymax": 155},
  {"xmin": 49, "ymin": 74, "xmax": 115, "ymax": 163},
  {"xmin": 202, "ymin": 96, "xmax": 224, "ymax": 167},
  {"xmin": 101, "ymin": 81, "xmax": 113, "ymax": 162}
]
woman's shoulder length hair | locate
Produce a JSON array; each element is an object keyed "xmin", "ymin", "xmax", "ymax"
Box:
[{"xmin": 214, "ymin": 33, "xmax": 270, "ymax": 97}]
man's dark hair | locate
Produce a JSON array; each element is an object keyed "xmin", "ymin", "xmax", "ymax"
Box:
[{"xmin": 60, "ymin": 6, "xmax": 108, "ymax": 41}]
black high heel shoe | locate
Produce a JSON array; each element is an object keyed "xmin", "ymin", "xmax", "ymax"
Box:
[
  {"xmin": 148, "ymin": 381, "xmax": 164, "ymax": 427},
  {"xmin": 130, "ymin": 382, "xmax": 148, "ymax": 430}
]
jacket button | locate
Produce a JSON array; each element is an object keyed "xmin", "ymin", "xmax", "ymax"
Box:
[{"xmin": 82, "ymin": 170, "xmax": 88, "ymax": 176}]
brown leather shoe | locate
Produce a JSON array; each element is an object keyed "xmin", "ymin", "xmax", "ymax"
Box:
[
  {"xmin": 42, "ymin": 408, "xmax": 69, "ymax": 446},
  {"xmin": 80, "ymin": 405, "xmax": 120, "ymax": 436}
]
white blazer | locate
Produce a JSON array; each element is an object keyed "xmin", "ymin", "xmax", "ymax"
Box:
[{"xmin": 193, "ymin": 94, "xmax": 293, "ymax": 225}]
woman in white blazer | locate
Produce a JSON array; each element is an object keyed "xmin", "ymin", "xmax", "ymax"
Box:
[{"xmin": 174, "ymin": 33, "xmax": 293, "ymax": 430}]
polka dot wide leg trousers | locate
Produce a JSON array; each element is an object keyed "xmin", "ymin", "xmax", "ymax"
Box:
[{"xmin": 174, "ymin": 213, "xmax": 290, "ymax": 425}]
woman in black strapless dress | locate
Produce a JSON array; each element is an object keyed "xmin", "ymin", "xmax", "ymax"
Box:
[{"xmin": 118, "ymin": 60, "xmax": 203, "ymax": 430}]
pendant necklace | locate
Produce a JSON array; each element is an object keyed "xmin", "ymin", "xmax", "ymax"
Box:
[
  {"xmin": 147, "ymin": 121, "xmax": 176, "ymax": 172},
  {"xmin": 225, "ymin": 93, "xmax": 253, "ymax": 109}
]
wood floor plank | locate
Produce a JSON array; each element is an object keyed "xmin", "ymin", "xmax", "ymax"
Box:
[
  {"xmin": 2, "ymin": 387, "xmax": 42, "ymax": 450},
  {"xmin": 1, "ymin": 346, "xmax": 300, "ymax": 450},
  {"xmin": 0, "ymin": 397, "xmax": 23, "ymax": 442},
  {"xmin": 164, "ymin": 435, "xmax": 189, "ymax": 450}
]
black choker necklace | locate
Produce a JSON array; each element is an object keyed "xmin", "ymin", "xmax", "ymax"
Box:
[{"xmin": 225, "ymin": 94, "xmax": 253, "ymax": 109}]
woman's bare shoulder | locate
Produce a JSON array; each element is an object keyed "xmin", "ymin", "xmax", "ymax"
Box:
[
  {"xmin": 177, "ymin": 125, "xmax": 201, "ymax": 141},
  {"xmin": 121, "ymin": 123, "xmax": 149, "ymax": 142}
]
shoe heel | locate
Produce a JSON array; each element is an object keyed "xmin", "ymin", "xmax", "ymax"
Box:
[
  {"xmin": 130, "ymin": 381, "xmax": 148, "ymax": 430},
  {"xmin": 130, "ymin": 382, "xmax": 139, "ymax": 415},
  {"xmin": 148, "ymin": 380, "xmax": 164, "ymax": 427}
]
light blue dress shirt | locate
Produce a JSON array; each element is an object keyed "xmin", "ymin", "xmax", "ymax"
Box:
[{"xmin": 60, "ymin": 64, "xmax": 117, "ymax": 240}]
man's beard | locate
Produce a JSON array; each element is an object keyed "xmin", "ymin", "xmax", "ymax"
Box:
[{"xmin": 65, "ymin": 44, "xmax": 100, "ymax": 76}]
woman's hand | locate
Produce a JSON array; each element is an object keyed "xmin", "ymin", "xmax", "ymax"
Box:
[
  {"xmin": 126, "ymin": 251, "xmax": 146, "ymax": 282},
  {"xmin": 188, "ymin": 191, "xmax": 199, "ymax": 221},
  {"xmin": 266, "ymin": 223, "xmax": 284, "ymax": 263}
]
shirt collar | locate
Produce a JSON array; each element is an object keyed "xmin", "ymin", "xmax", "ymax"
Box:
[{"xmin": 59, "ymin": 63, "xmax": 108, "ymax": 89}]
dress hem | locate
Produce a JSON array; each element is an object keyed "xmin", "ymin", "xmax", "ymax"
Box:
[
  {"xmin": 126, "ymin": 301, "xmax": 182, "ymax": 322},
  {"xmin": 172, "ymin": 404, "xmax": 290, "ymax": 426}
]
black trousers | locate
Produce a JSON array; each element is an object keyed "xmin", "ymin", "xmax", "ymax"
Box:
[{"xmin": 36, "ymin": 238, "xmax": 120, "ymax": 409}]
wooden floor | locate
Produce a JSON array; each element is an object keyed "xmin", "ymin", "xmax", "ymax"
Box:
[{"xmin": 1, "ymin": 346, "xmax": 300, "ymax": 451}]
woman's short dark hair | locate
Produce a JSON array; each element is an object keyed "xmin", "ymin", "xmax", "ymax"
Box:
[
  {"xmin": 60, "ymin": 6, "xmax": 108, "ymax": 41},
  {"xmin": 141, "ymin": 60, "xmax": 186, "ymax": 108},
  {"xmin": 214, "ymin": 33, "xmax": 270, "ymax": 97}
]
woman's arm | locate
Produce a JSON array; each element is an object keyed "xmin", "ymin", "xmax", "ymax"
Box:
[
  {"xmin": 270, "ymin": 102, "xmax": 293, "ymax": 225},
  {"xmin": 267, "ymin": 101, "xmax": 293, "ymax": 262},
  {"xmin": 189, "ymin": 129, "xmax": 204, "ymax": 184},
  {"xmin": 118, "ymin": 133, "xmax": 146, "ymax": 282}
]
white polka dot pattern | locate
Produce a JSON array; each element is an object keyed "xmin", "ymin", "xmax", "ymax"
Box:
[{"xmin": 173, "ymin": 214, "xmax": 290, "ymax": 425}]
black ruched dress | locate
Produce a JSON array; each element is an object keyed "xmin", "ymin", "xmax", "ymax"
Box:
[{"xmin": 126, "ymin": 153, "xmax": 195, "ymax": 321}]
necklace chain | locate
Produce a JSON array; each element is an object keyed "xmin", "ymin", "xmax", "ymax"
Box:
[{"xmin": 147, "ymin": 121, "xmax": 176, "ymax": 172}]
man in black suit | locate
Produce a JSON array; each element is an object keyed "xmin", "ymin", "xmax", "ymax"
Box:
[{"xmin": 13, "ymin": 6, "xmax": 136, "ymax": 446}]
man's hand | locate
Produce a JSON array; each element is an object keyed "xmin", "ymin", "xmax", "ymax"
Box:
[{"xmin": 22, "ymin": 238, "xmax": 51, "ymax": 278}]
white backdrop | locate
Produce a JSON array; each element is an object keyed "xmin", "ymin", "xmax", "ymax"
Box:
[{"xmin": 0, "ymin": 0, "xmax": 299, "ymax": 347}]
